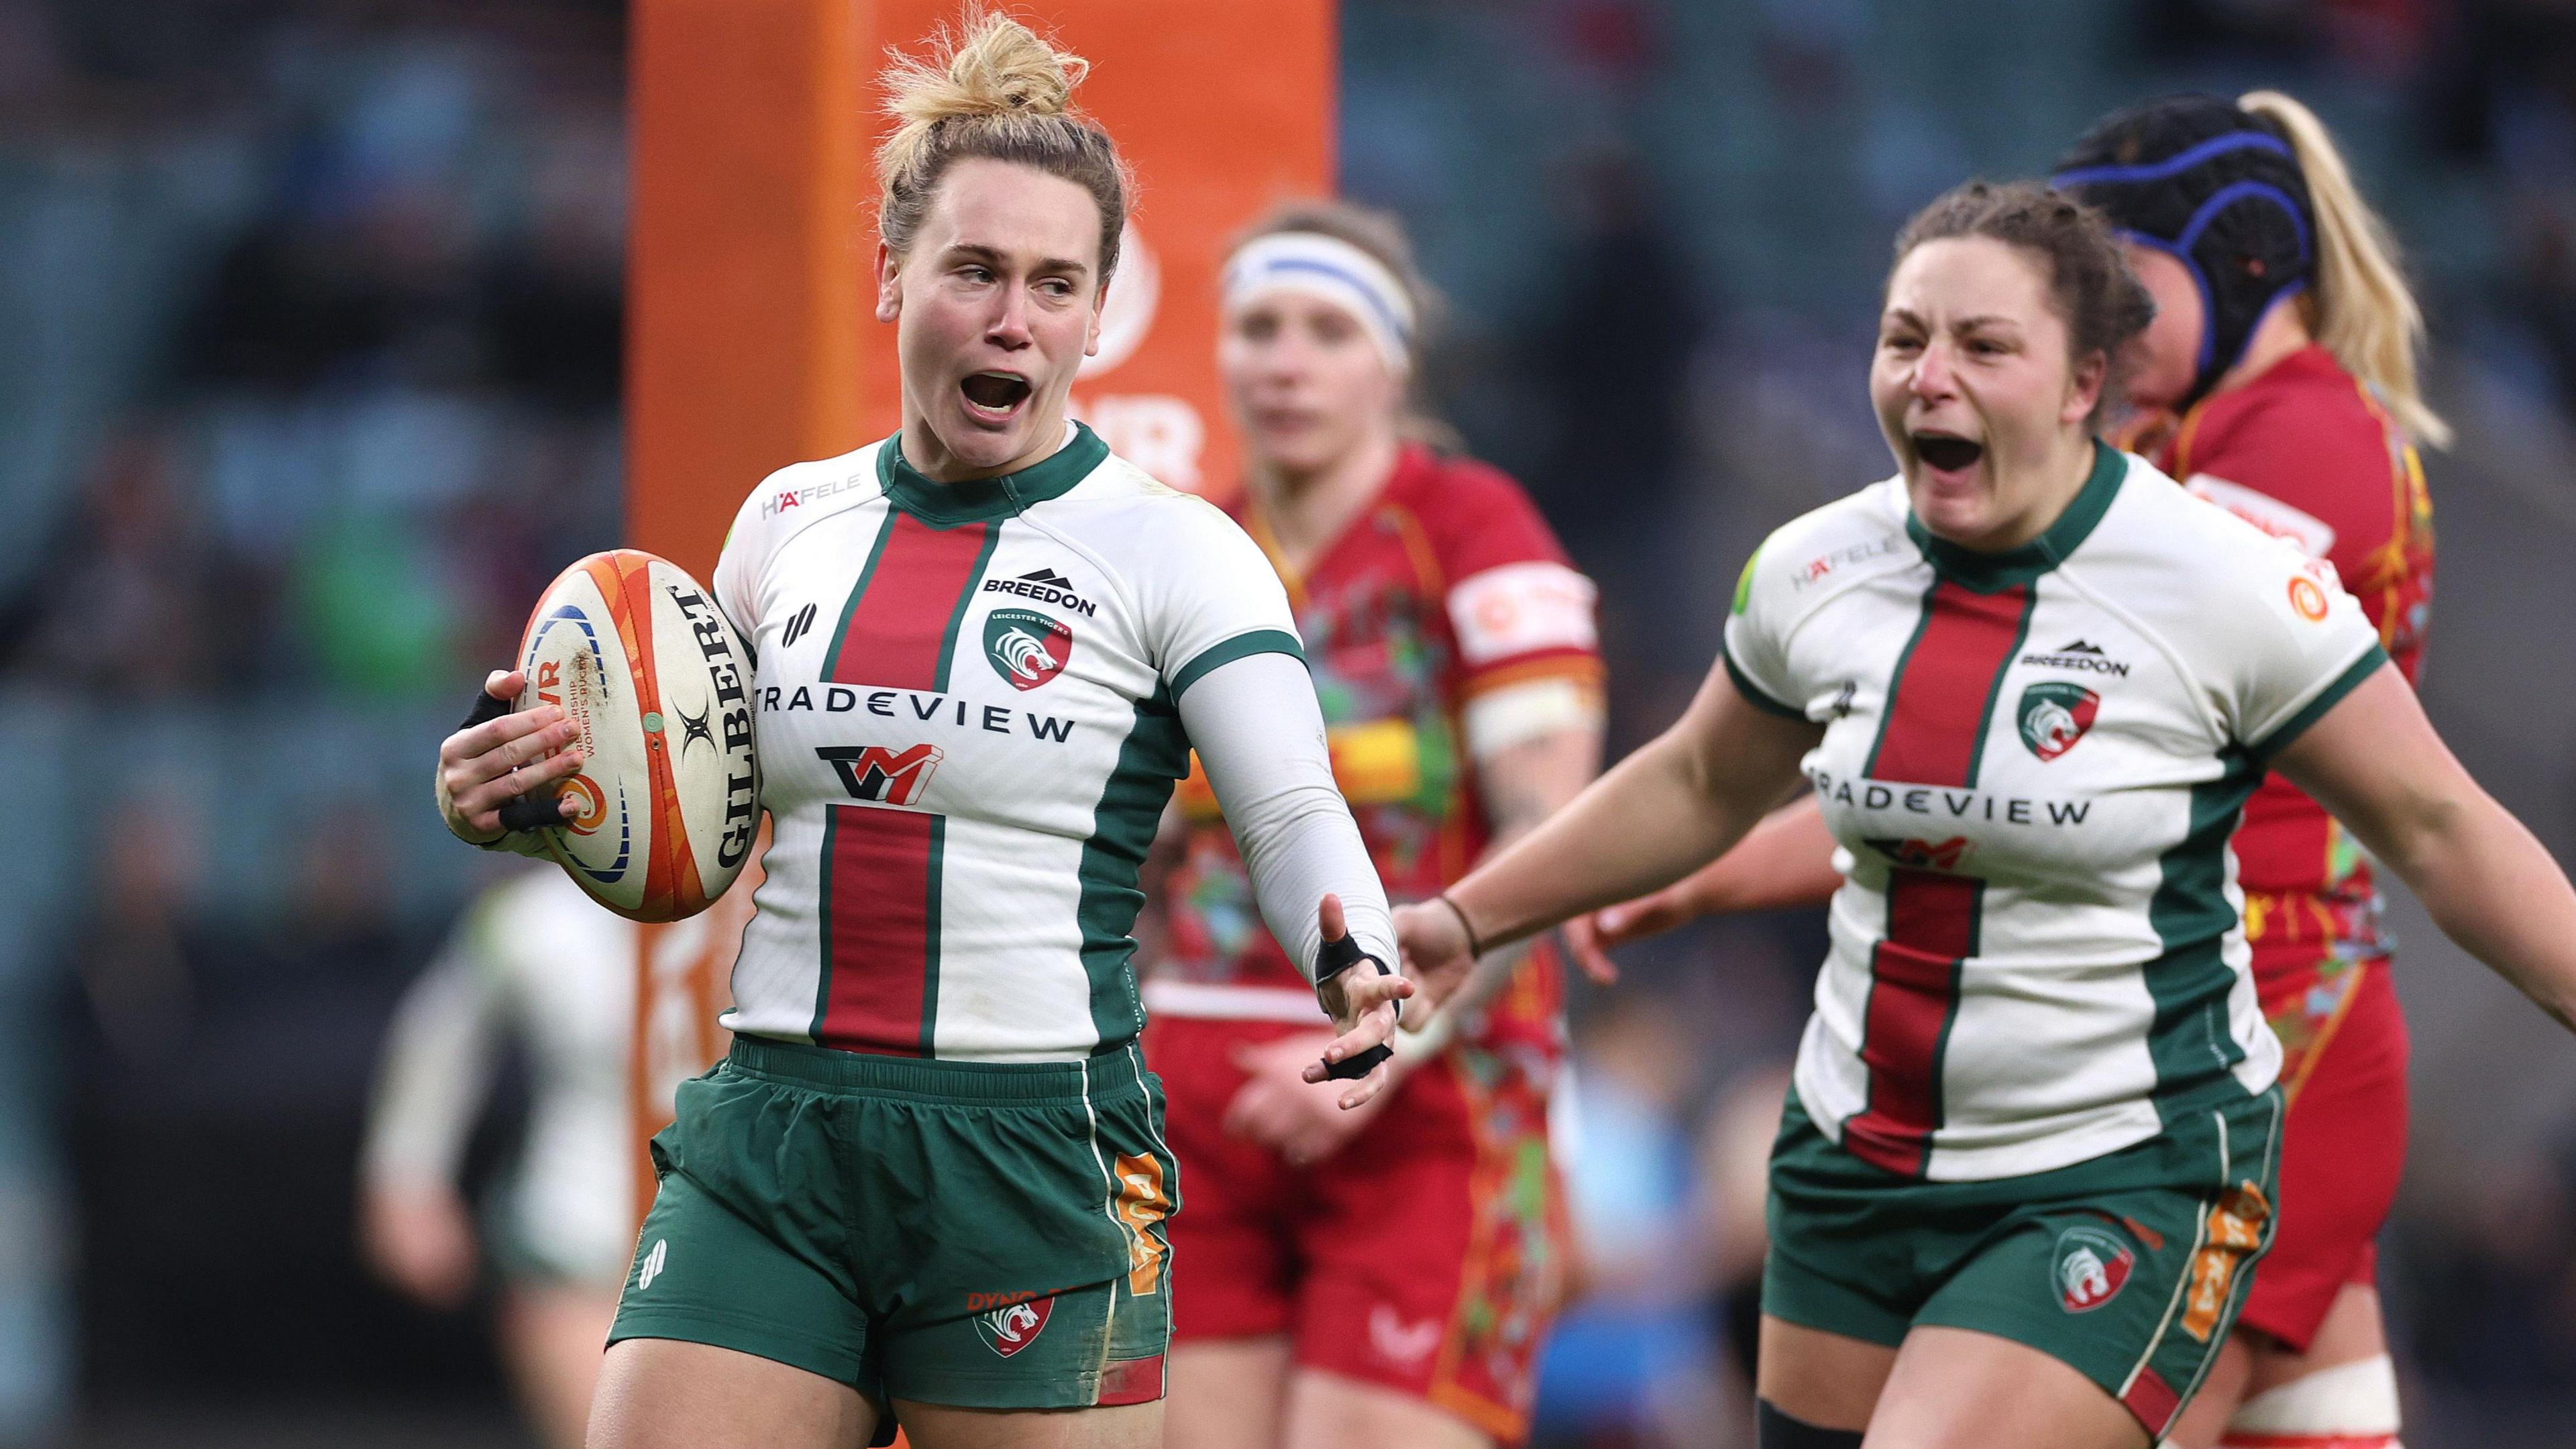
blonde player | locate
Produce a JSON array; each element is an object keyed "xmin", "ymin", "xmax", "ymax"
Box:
[
  {"xmin": 1144, "ymin": 201, "xmax": 1604, "ymax": 1449},
  {"xmin": 433, "ymin": 14, "xmax": 1409, "ymax": 1448},
  {"xmin": 1393, "ymin": 179, "xmax": 2576, "ymax": 1448}
]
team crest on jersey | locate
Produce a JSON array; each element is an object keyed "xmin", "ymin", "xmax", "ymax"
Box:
[
  {"xmin": 2051, "ymin": 1224, "xmax": 2135, "ymax": 1313},
  {"xmin": 973, "ymin": 1294, "xmax": 1054, "ymax": 1357},
  {"xmin": 2017, "ymin": 681, "xmax": 2100, "ymax": 761},
  {"xmin": 985, "ymin": 608, "xmax": 1073, "ymax": 691}
]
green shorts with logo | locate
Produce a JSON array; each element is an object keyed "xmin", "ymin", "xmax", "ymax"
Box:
[
  {"xmin": 1763, "ymin": 1085, "xmax": 2283, "ymax": 1439},
  {"xmin": 608, "ymin": 1036, "xmax": 1177, "ymax": 1425}
]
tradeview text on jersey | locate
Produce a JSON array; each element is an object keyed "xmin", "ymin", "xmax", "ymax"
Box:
[
  {"xmin": 1725, "ymin": 445, "xmax": 2383, "ymax": 1181},
  {"xmin": 714, "ymin": 424, "xmax": 1329, "ymax": 1061}
]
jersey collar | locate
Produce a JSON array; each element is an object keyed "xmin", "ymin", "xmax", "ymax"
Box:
[
  {"xmin": 877, "ymin": 421, "xmax": 1108, "ymax": 527},
  {"xmin": 1905, "ymin": 439, "xmax": 2125, "ymax": 593}
]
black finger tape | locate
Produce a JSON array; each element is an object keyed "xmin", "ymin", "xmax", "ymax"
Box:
[
  {"xmin": 496, "ymin": 792, "xmax": 565, "ymax": 835},
  {"xmin": 1314, "ymin": 931, "xmax": 1375, "ymax": 983},
  {"xmin": 1320, "ymin": 1042, "xmax": 1392, "ymax": 1081},
  {"xmin": 460, "ymin": 686, "xmax": 512, "ymax": 731}
]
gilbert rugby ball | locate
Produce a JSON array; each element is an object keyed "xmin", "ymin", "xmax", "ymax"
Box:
[{"xmin": 516, "ymin": 550, "xmax": 759, "ymax": 922}]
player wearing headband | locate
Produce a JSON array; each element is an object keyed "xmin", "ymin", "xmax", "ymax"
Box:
[
  {"xmin": 1570, "ymin": 93, "xmax": 2442, "ymax": 1449},
  {"xmin": 435, "ymin": 17, "xmax": 1407, "ymax": 1449},
  {"xmin": 1142, "ymin": 201, "xmax": 1605, "ymax": 1449}
]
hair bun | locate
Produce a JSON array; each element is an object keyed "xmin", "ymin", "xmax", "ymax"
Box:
[{"xmin": 884, "ymin": 8, "xmax": 1087, "ymax": 130}]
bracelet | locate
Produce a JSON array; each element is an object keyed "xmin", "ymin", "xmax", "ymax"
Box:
[{"xmin": 1435, "ymin": 892, "xmax": 1485, "ymax": 960}]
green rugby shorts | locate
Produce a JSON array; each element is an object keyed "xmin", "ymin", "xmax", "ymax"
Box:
[
  {"xmin": 1762, "ymin": 1085, "xmax": 2283, "ymax": 1439},
  {"xmin": 608, "ymin": 1036, "xmax": 1177, "ymax": 1421}
]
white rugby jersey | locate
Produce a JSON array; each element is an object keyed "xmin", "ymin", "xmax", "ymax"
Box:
[
  {"xmin": 1725, "ymin": 445, "xmax": 2385, "ymax": 1181},
  {"xmin": 364, "ymin": 869, "xmax": 633, "ymax": 1281},
  {"xmin": 714, "ymin": 424, "xmax": 1393, "ymax": 1061}
]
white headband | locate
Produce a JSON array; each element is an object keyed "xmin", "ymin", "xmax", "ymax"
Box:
[{"xmin": 1221, "ymin": 232, "xmax": 1417, "ymax": 375}]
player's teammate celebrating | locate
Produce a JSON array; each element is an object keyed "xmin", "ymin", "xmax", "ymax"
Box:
[
  {"xmin": 1575, "ymin": 93, "xmax": 2447, "ymax": 1449},
  {"xmin": 435, "ymin": 14, "xmax": 1407, "ymax": 1449},
  {"xmin": 1144, "ymin": 202, "xmax": 1604, "ymax": 1449},
  {"xmin": 1395, "ymin": 180, "xmax": 2576, "ymax": 1449}
]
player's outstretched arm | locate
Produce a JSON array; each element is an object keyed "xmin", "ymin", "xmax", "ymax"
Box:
[
  {"xmin": 1175, "ymin": 649, "xmax": 1408, "ymax": 1106},
  {"xmin": 1565, "ymin": 794, "xmax": 1842, "ymax": 982},
  {"xmin": 1400, "ymin": 654, "xmax": 1822, "ymax": 1014},
  {"xmin": 2277, "ymin": 664, "xmax": 2576, "ymax": 1032}
]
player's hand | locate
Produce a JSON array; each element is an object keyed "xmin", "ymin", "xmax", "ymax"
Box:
[
  {"xmin": 436, "ymin": 669, "xmax": 583, "ymax": 843},
  {"xmin": 1562, "ymin": 912, "xmax": 1620, "ymax": 985},
  {"xmin": 1391, "ymin": 896, "xmax": 1477, "ymax": 1022},
  {"xmin": 1224, "ymin": 1030, "xmax": 1394, "ymax": 1166},
  {"xmin": 360, "ymin": 1183, "xmax": 479, "ymax": 1311},
  {"xmin": 1303, "ymin": 894, "xmax": 1411, "ymax": 1109},
  {"xmin": 1566, "ymin": 883, "xmax": 1705, "ymax": 983}
]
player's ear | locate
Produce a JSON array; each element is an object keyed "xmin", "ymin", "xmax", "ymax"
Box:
[
  {"xmin": 1085, "ymin": 274, "xmax": 1110, "ymax": 358},
  {"xmin": 875, "ymin": 241, "xmax": 903, "ymax": 324},
  {"xmin": 2063, "ymin": 347, "xmax": 2108, "ymax": 427}
]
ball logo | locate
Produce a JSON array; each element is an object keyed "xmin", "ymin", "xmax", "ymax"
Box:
[
  {"xmin": 2052, "ymin": 1225, "xmax": 2135, "ymax": 1313},
  {"xmin": 985, "ymin": 608, "xmax": 1074, "ymax": 691},
  {"xmin": 2017, "ymin": 681, "xmax": 2100, "ymax": 762},
  {"xmin": 2287, "ymin": 575, "xmax": 2328, "ymax": 622},
  {"xmin": 974, "ymin": 1295, "xmax": 1054, "ymax": 1357}
]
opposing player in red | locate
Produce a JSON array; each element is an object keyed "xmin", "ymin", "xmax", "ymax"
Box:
[
  {"xmin": 1143, "ymin": 201, "xmax": 1606, "ymax": 1448},
  {"xmin": 1574, "ymin": 93, "xmax": 2441, "ymax": 1449}
]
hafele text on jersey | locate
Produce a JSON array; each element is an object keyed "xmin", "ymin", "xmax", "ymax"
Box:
[
  {"xmin": 761, "ymin": 684, "xmax": 1076, "ymax": 743},
  {"xmin": 669, "ymin": 585, "xmax": 759, "ymax": 869},
  {"xmin": 1807, "ymin": 766, "xmax": 2094, "ymax": 828},
  {"xmin": 761, "ymin": 472, "xmax": 870, "ymax": 517}
]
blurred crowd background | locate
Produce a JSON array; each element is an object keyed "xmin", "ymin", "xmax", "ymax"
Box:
[{"xmin": 1, "ymin": 0, "xmax": 2574, "ymax": 1445}]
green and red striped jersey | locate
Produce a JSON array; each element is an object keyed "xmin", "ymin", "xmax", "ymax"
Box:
[
  {"xmin": 712, "ymin": 425, "xmax": 1391, "ymax": 1061},
  {"xmin": 1725, "ymin": 444, "xmax": 2383, "ymax": 1181}
]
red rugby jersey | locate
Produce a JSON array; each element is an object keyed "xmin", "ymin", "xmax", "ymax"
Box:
[
  {"xmin": 2153, "ymin": 344, "xmax": 2434, "ymax": 987},
  {"xmin": 1151, "ymin": 446, "xmax": 1603, "ymax": 1055}
]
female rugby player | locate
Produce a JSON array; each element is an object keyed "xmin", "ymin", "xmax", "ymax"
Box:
[
  {"xmin": 1576, "ymin": 93, "xmax": 2444, "ymax": 1449},
  {"xmin": 433, "ymin": 15, "xmax": 1409, "ymax": 1449},
  {"xmin": 1396, "ymin": 180, "xmax": 2576, "ymax": 1449},
  {"xmin": 1142, "ymin": 202, "xmax": 1604, "ymax": 1448},
  {"xmin": 361, "ymin": 866, "xmax": 635, "ymax": 1449}
]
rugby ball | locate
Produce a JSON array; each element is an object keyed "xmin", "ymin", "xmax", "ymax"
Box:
[{"xmin": 515, "ymin": 550, "xmax": 759, "ymax": 922}]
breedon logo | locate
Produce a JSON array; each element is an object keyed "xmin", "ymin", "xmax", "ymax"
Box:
[
  {"xmin": 2017, "ymin": 681, "xmax": 2100, "ymax": 762},
  {"xmin": 985, "ymin": 608, "xmax": 1073, "ymax": 691}
]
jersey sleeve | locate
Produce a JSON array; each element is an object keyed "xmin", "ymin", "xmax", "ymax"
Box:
[
  {"xmin": 710, "ymin": 472, "xmax": 781, "ymax": 649},
  {"xmin": 1175, "ymin": 649, "xmax": 1399, "ymax": 979},
  {"xmin": 2220, "ymin": 539, "xmax": 2390, "ymax": 761},
  {"xmin": 1720, "ymin": 530, "xmax": 1811, "ymax": 720},
  {"xmin": 1141, "ymin": 496, "xmax": 1307, "ymax": 700},
  {"xmin": 360, "ymin": 886, "xmax": 510, "ymax": 1191},
  {"xmin": 1424, "ymin": 466, "xmax": 1604, "ymax": 696}
]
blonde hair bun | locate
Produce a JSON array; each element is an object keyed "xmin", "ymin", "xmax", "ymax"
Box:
[{"xmin": 874, "ymin": 8, "xmax": 1130, "ymax": 279}]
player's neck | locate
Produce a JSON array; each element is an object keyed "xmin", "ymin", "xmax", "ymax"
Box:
[
  {"xmin": 1251, "ymin": 431, "xmax": 1401, "ymax": 573},
  {"xmin": 2211, "ymin": 299, "xmax": 2314, "ymax": 397}
]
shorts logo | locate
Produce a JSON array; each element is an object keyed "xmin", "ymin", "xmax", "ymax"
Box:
[
  {"xmin": 2018, "ymin": 682, "xmax": 2100, "ymax": 762},
  {"xmin": 1367, "ymin": 1305, "xmax": 1442, "ymax": 1368},
  {"xmin": 1113, "ymin": 1152, "xmax": 1170, "ymax": 1296},
  {"xmin": 2182, "ymin": 1180, "xmax": 2271, "ymax": 1342},
  {"xmin": 2052, "ymin": 1224, "xmax": 2135, "ymax": 1313},
  {"xmin": 816, "ymin": 743, "xmax": 944, "ymax": 805},
  {"xmin": 984, "ymin": 608, "xmax": 1073, "ymax": 691},
  {"xmin": 975, "ymin": 1295, "xmax": 1054, "ymax": 1357},
  {"xmin": 637, "ymin": 1239, "xmax": 667, "ymax": 1291}
]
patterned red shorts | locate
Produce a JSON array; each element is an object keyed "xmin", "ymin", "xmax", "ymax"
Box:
[
  {"xmin": 2237, "ymin": 952, "xmax": 2408, "ymax": 1351},
  {"xmin": 1144, "ymin": 1016, "xmax": 1566, "ymax": 1444}
]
